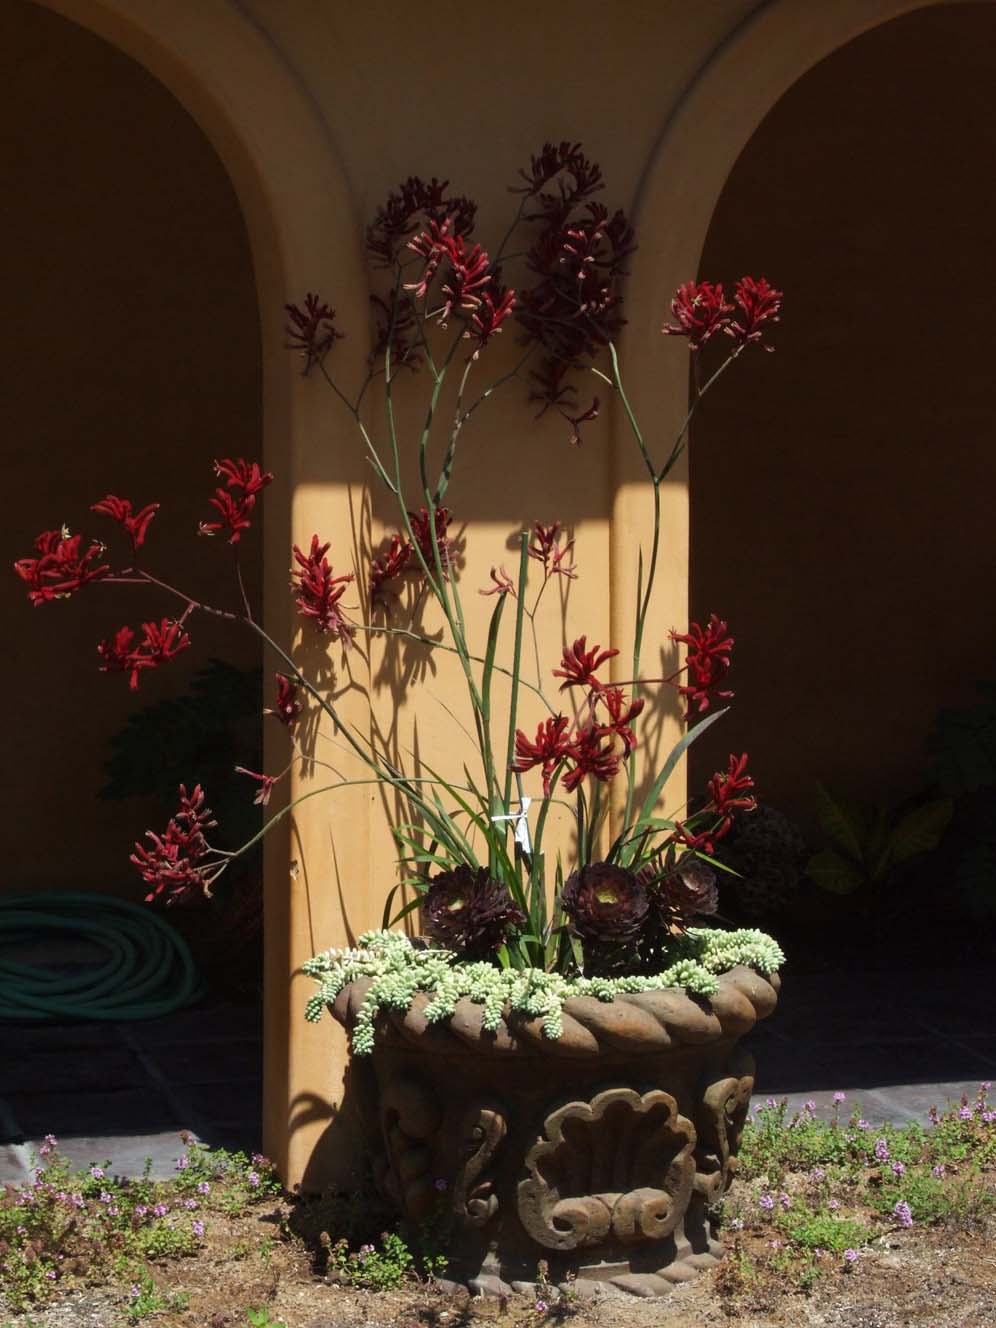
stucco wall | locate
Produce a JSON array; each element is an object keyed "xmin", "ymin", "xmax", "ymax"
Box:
[
  {"xmin": 690, "ymin": 2, "xmax": 996, "ymax": 826},
  {"xmin": 2, "ymin": 0, "xmax": 261, "ymax": 894}
]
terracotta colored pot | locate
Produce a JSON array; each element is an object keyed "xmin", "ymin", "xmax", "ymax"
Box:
[{"xmin": 332, "ymin": 964, "xmax": 780, "ymax": 1298}]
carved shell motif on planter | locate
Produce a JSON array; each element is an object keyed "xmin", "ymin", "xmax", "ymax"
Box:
[{"xmin": 518, "ymin": 1087, "xmax": 697, "ymax": 1249}]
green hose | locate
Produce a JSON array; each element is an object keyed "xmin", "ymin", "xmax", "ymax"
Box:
[{"xmin": 0, "ymin": 892, "xmax": 204, "ymax": 1021}]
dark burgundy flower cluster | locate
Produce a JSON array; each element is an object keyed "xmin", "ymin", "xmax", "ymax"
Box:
[
  {"xmin": 561, "ymin": 850, "xmax": 725, "ymax": 976},
  {"xmin": 632, "ymin": 852, "xmax": 722, "ymax": 973},
  {"xmin": 527, "ymin": 521, "xmax": 577, "ymax": 581},
  {"xmin": 404, "ymin": 218, "xmax": 516, "ymax": 355},
  {"xmin": 362, "ymin": 177, "xmax": 482, "ymax": 369},
  {"xmin": 369, "ymin": 506, "xmax": 458, "ymax": 600},
  {"xmin": 512, "ymin": 143, "xmax": 633, "ymax": 430},
  {"xmin": 264, "ymin": 673, "xmax": 302, "ymax": 729},
  {"xmin": 671, "ymin": 752, "xmax": 756, "ymax": 859},
  {"xmin": 199, "ymin": 457, "xmax": 273, "ymax": 545},
  {"xmin": 366, "ymin": 175, "xmax": 477, "ymax": 268},
  {"xmin": 131, "ymin": 784, "xmax": 219, "ymax": 906},
  {"xmin": 561, "ymin": 862, "xmax": 648, "ymax": 946},
  {"xmin": 14, "ymin": 528, "xmax": 109, "ymax": 605},
  {"xmin": 514, "ymin": 638, "xmax": 643, "ymax": 795},
  {"xmin": 292, "ymin": 536, "xmax": 356, "ymax": 644},
  {"xmin": 285, "ymin": 293, "xmax": 343, "ymax": 373},
  {"xmin": 663, "ymin": 277, "xmax": 782, "ymax": 353},
  {"xmin": 669, "ymin": 614, "xmax": 734, "ymax": 720},
  {"xmin": 91, "ymin": 495, "xmax": 159, "ymax": 554},
  {"xmin": 97, "ymin": 618, "xmax": 191, "ymax": 690},
  {"xmin": 421, "ymin": 864, "xmax": 525, "ymax": 960}
]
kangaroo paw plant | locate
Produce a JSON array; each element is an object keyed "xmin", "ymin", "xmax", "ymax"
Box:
[{"xmin": 15, "ymin": 141, "xmax": 785, "ymax": 1296}]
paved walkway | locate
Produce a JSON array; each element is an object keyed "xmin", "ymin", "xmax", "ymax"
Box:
[
  {"xmin": 1, "ymin": 967, "xmax": 992, "ymax": 1184},
  {"xmin": 0, "ymin": 996, "xmax": 261, "ymax": 1184}
]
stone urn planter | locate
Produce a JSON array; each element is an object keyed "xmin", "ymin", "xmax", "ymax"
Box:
[{"xmin": 332, "ymin": 962, "xmax": 780, "ymax": 1297}]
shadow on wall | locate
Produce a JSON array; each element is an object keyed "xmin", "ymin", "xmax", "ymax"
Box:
[
  {"xmin": 689, "ymin": 2, "xmax": 996, "ymax": 831},
  {"xmin": 1, "ymin": 0, "xmax": 262, "ymax": 896}
]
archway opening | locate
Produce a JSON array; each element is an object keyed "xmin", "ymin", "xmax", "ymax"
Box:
[
  {"xmin": 690, "ymin": 2, "xmax": 996, "ymax": 964},
  {"xmin": 1, "ymin": 0, "xmax": 264, "ymax": 1159}
]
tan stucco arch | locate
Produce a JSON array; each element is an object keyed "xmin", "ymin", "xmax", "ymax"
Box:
[
  {"xmin": 613, "ymin": 0, "xmax": 977, "ymax": 686},
  {"xmin": 31, "ymin": 0, "xmax": 373, "ymax": 1185}
]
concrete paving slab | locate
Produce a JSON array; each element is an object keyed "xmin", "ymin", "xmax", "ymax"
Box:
[
  {"xmin": 20, "ymin": 1130, "xmax": 197, "ymax": 1181},
  {"xmin": 0, "ymin": 1141, "xmax": 31, "ymax": 1184},
  {"xmin": 862, "ymin": 1079, "xmax": 992, "ymax": 1124}
]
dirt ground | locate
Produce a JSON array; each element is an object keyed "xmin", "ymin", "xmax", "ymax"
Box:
[{"xmin": 8, "ymin": 1210, "xmax": 995, "ymax": 1328}]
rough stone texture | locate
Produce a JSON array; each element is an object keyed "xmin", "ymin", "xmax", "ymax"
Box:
[{"xmin": 332, "ymin": 967, "xmax": 779, "ymax": 1295}]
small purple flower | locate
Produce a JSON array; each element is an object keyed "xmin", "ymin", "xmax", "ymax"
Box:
[
  {"xmin": 90, "ymin": 1166, "xmax": 105, "ymax": 1180},
  {"xmin": 434, "ymin": 1178, "xmax": 448, "ymax": 1192},
  {"xmin": 959, "ymin": 1106, "xmax": 973, "ymax": 1121},
  {"xmin": 856, "ymin": 1119, "xmax": 870, "ymax": 1131},
  {"xmin": 874, "ymin": 1138, "xmax": 890, "ymax": 1162},
  {"xmin": 891, "ymin": 1161, "xmax": 906, "ymax": 1176},
  {"xmin": 759, "ymin": 1193, "xmax": 775, "ymax": 1211},
  {"xmin": 45, "ymin": 1270, "xmax": 57, "ymax": 1280},
  {"xmin": 130, "ymin": 1285, "xmax": 142, "ymax": 1299},
  {"xmin": 192, "ymin": 1219, "xmax": 205, "ymax": 1238},
  {"xmin": 535, "ymin": 1300, "xmax": 549, "ymax": 1313},
  {"xmin": 804, "ymin": 1099, "xmax": 817, "ymax": 1114},
  {"xmin": 44, "ymin": 1133, "xmax": 58, "ymax": 1147},
  {"xmin": 843, "ymin": 1248, "xmax": 858, "ymax": 1264},
  {"xmin": 833, "ymin": 1091, "xmax": 846, "ymax": 1104},
  {"xmin": 174, "ymin": 1155, "xmax": 189, "ymax": 1171},
  {"xmin": 810, "ymin": 1168, "xmax": 826, "ymax": 1182},
  {"xmin": 982, "ymin": 1111, "xmax": 996, "ymax": 1124},
  {"xmin": 107, "ymin": 1204, "xmax": 120, "ymax": 1216},
  {"xmin": 893, "ymin": 1200, "xmax": 914, "ymax": 1229},
  {"xmin": 247, "ymin": 1170, "xmax": 261, "ymax": 1189},
  {"xmin": 779, "ymin": 1193, "xmax": 792, "ymax": 1211},
  {"xmin": 99, "ymin": 1190, "xmax": 113, "ymax": 1203},
  {"xmin": 828, "ymin": 1199, "xmax": 840, "ymax": 1211},
  {"xmin": 197, "ymin": 1181, "xmax": 210, "ymax": 1195},
  {"xmin": 931, "ymin": 1165, "xmax": 945, "ymax": 1178},
  {"xmin": 152, "ymin": 1203, "xmax": 168, "ymax": 1218},
  {"xmin": 135, "ymin": 1205, "xmax": 148, "ymax": 1217},
  {"xmin": 185, "ymin": 1198, "xmax": 198, "ymax": 1210}
]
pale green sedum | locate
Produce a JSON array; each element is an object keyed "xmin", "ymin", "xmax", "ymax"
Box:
[{"xmin": 303, "ymin": 928, "xmax": 784, "ymax": 1055}]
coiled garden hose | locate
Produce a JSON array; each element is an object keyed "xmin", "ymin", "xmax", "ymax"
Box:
[{"xmin": 0, "ymin": 892, "xmax": 204, "ymax": 1021}]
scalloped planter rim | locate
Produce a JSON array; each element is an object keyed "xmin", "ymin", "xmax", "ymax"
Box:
[{"xmin": 331, "ymin": 963, "xmax": 780, "ymax": 1298}]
